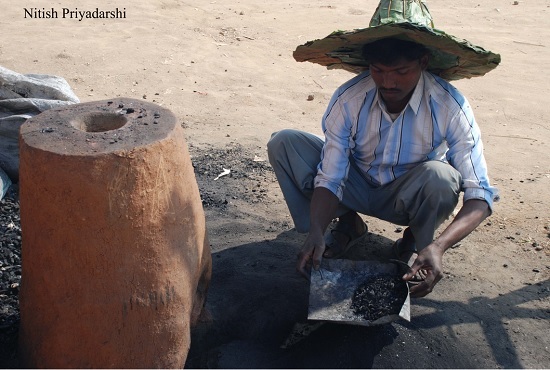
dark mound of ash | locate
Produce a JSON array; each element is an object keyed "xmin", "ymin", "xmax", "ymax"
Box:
[
  {"xmin": 350, "ymin": 274, "xmax": 408, "ymax": 321},
  {"xmin": 189, "ymin": 142, "xmax": 274, "ymax": 209}
]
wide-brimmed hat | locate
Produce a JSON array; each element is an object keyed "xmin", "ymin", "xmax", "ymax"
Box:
[{"xmin": 293, "ymin": 0, "xmax": 501, "ymax": 80}]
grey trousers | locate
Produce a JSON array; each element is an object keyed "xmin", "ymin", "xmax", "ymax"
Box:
[{"xmin": 267, "ymin": 129, "xmax": 462, "ymax": 250}]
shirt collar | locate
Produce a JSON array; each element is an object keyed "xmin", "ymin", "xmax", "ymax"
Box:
[{"xmin": 408, "ymin": 71, "xmax": 425, "ymax": 115}]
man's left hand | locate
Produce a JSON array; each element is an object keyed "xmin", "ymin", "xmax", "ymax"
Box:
[{"xmin": 402, "ymin": 243, "xmax": 445, "ymax": 298}]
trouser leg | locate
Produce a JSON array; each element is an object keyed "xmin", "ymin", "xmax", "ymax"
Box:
[
  {"xmin": 398, "ymin": 161, "xmax": 462, "ymax": 250},
  {"xmin": 267, "ymin": 129, "xmax": 323, "ymax": 233},
  {"xmin": 342, "ymin": 161, "xmax": 462, "ymax": 250}
]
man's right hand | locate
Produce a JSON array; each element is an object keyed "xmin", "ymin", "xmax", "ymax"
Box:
[
  {"xmin": 296, "ymin": 229, "xmax": 326, "ymax": 279},
  {"xmin": 297, "ymin": 186, "xmax": 340, "ymax": 279}
]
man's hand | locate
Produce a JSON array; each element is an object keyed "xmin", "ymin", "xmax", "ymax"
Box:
[
  {"xmin": 296, "ymin": 229, "xmax": 326, "ymax": 279},
  {"xmin": 403, "ymin": 199, "xmax": 491, "ymax": 298},
  {"xmin": 402, "ymin": 243, "xmax": 445, "ymax": 298},
  {"xmin": 297, "ymin": 187, "xmax": 341, "ymax": 279}
]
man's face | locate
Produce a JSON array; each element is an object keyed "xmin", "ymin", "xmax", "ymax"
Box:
[{"xmin": 369, "ymin": 56, "xmax": 428, "ymax": 113}]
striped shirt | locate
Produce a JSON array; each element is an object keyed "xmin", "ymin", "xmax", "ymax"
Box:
[{"xmin": 314, "ymin": 70, "xmax": 499, "ymax": 209}]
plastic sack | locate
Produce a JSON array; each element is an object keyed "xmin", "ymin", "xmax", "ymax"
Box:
[{"xmin": 0, "ymin": 166, "xmax": 11, "ymax": 200}]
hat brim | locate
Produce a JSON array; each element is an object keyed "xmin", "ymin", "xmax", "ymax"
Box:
[{"xmin": 293, "ymin": 23, "xmax": 501, "ymax": 80}]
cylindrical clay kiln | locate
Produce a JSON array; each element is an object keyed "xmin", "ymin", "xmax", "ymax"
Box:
[{"xmin": 18, "ymin": 98, "xmax": 212, "ymax": 368}]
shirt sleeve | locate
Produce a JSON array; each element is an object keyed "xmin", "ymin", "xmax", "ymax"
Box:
[
  {"xmin": 314, "ymin": 89, "xmax": 355, "ymax": 201},
  {"xmin": 444, "ymin": 98, "xmax": 499, "ymax": 211}
]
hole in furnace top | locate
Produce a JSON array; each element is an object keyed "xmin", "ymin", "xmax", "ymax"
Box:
[{"xmin": 70, "ymin": 112, "xmax": 128, "ymax": 132}]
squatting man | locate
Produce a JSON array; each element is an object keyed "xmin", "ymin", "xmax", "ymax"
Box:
[{"xmin": 268, "ymin": 0, "xmax": 500, "ymax": 298}]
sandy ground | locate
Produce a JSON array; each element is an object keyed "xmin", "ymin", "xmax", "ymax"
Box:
[{"xmin": 1, "ymin": 0, "xmax": 549, "ymax": 368}]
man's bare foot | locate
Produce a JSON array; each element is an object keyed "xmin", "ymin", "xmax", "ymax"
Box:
[
  {"xmin": 393, "ymin": 228, "xmax": 426, "ymax": 282},
  {"xmin": 323, "ymin": 212, "xmax": 368, "ymax": 258}
]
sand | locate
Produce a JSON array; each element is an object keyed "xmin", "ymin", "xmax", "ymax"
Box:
[{"xmin": 1, "ymin": 0, "xmax": 549, "ymax": 368}]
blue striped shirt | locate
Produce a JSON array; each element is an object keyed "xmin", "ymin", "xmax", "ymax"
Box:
[{"xmin": 314, "ymin": 70, "xmax": 499, "ymax": 209}]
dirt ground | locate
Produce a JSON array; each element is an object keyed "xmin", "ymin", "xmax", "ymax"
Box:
[
  {"xmin": 185, "ymin": 143, "xmax": 549, "ymax": 369},
  {"xmin": 1, "ymin": 0, "xmax": 549, "ymax": 368}
]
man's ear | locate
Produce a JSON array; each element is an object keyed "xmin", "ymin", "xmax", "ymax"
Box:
[{"xmin": 419, "ymin": 55, "xmax": 429, "ymax": 70}]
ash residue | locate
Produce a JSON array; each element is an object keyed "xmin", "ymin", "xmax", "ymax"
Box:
[
  {"xmin": 189, "ymin": 142, "xmax": 274, "ymax": 209},
  {"xmin": 350, "ymin": 274, "xmax": 408, "ymax": 321}
]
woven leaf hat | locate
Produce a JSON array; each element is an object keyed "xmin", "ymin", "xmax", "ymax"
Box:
[{"xmin": 293, "ymin": 0, "xmax": 501, "ymax": 80}]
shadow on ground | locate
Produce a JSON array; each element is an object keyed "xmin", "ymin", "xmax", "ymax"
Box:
[
  {"xmin": 185, "ymin": 229, "xmax": 400, "ymax": 368},
  {"xmin": 403, "ymin": 279, "xmax": 550, "ymax": 369},
  {"xmin": 186, "ymin": 229, "xmax": 549, "ymax": 369}
]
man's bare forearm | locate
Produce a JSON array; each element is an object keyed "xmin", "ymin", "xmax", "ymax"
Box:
[
  {"xmin": 308, "ymin": 187, "xmax": 340, "ymax": 235},
  {"xmin": 296, "ymin": 187, "xmax": 340, "ymax": 275},
  {"xmin": 406, "ymin": 199, "xmax": 491, "ymax": 297},
  {"xmin": 431, "ymin": 199, "xmax": 491, "ymax": 252}
]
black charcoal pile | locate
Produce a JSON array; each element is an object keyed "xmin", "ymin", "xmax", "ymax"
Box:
[
  {"xmin": 0, "ymin": 186, "xmax": 21, "ymax": 366},
  {"xmin": 350, "ymin": 274, "xmax": 408, "ymax": 321}
]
